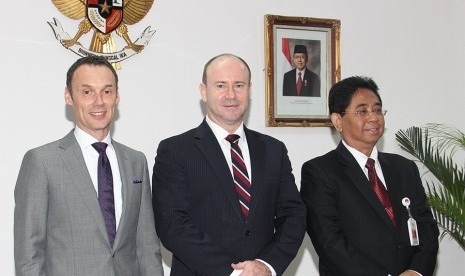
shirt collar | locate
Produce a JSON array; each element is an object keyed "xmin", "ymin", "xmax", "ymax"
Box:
[
  {"xmin": 341, "ymin": 139, "xmax": 379, "ymax": 167},
  {"xmin": 74, "ymin": 126, "xmax": 112, "ymax": 149},
  {"xmin": 205, "ymin": 115, "xmax": 245, "ymax": 143}
]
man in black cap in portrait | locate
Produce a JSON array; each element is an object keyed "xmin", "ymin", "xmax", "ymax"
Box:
[{"xmin": 283, "ymin": 44, "xmax": 321, "ymax": 97}]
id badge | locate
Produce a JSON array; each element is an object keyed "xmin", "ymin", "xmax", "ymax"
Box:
[
  {"xmin": 402, "ymin": 197, "xmax": 420, "ymax": 246},
  {"xmin": 407, "ymin": 217, "xmax": 420, "ymax": 246}
]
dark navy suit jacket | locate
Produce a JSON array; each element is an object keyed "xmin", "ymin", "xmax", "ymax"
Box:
[
  {"xmin": 153, "ymin": 120, "xmax": 306, "ymax": 275},
  {"xmin": 301, "ymin": 142, "xmax": 439, "ymax": 276}
]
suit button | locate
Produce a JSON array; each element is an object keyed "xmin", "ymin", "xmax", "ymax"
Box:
[{"xmin": 245, "ymin": 230, "xmax": 251, "ymax": 236}]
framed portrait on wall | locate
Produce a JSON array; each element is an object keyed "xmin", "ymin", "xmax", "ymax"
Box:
[{"xmin": 265, "ymin": 14, "xmax": 341, "ymax": 127}]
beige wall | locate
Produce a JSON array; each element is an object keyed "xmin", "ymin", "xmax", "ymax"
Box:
[{"xmin": 2, "ymin": 0, "xmax": 464, "ymax": 274}]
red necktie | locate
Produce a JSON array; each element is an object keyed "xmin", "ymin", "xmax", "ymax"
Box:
[
  {"xmin": 365, "ymin": 158, "xmax": 396, "ymax": 227},
  {"xmin": 296, "ymin": 72, "xmax": 303, "ymax": 95},
  {"xmin": 226, "ymin": 134, "xmax": 251, "ymax": 217}
]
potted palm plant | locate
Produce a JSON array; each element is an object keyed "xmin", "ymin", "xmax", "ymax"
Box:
[{"xmin": 395, "ymin": 124, "xmax": 465, "ymax": 250}]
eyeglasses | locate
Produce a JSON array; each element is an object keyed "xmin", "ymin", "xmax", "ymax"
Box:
[{"xmin": 341, "ymin": 109, "xmax": 387, "ymax": 117}]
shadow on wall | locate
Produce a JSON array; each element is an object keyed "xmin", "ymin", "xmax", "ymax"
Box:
[{"xmin": 286, "ymin": 235, "xmax": 319, "ymax": 275}]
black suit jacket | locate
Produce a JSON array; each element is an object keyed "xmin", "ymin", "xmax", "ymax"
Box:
[
  {"xmin": 300, "ymin": 142, "xmax": 439, "ymax": 276},
  {"xmin": 283, "ymin": 68, "xmax": 320, "ymax": 97},
  {"xmin": 152, "ymin": 120, "xmax": 306, "ymax": 276}
]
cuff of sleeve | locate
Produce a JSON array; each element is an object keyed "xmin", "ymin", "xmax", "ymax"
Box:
[
  {"xmin": 230, "ymin": 270, "xmax": 242, "ymax": 276},
  {"xmin": 256, "ymin": 259, "xmax": 276, "ymax": 276}
]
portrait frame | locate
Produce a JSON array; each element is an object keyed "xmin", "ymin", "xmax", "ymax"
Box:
[{"xmin": 265, "ymin": 14, "xmax": 341, "ymax": 127}]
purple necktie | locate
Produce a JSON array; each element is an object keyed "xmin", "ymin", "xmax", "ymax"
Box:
[
  {"xmin": 92, "ymin": 142, "xmax": 116, "ymax": 246},
  {"xmin": 226, "ymin": 134, "xmax": 251, "ymax": 217}
]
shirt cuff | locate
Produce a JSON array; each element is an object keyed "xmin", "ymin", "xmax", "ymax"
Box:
[
  {"xmin": 230, "ymin": 270, "xmax": 242, "ymax": 276},
  {"xmin": 230, "ymin": 260, "xmax": 276, "ymax": 276},
  {"xmin": 388, "ymin": 271, "xmax": 422, "ymax": 276},
  {"xmin": 256, "ymin": 259, "xmax": 276, "ymax": 276}
]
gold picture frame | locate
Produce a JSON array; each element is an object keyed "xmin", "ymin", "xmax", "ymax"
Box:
[{"xmin": 265, "ymin": 14, "xmax": 341, "ymax": 127}]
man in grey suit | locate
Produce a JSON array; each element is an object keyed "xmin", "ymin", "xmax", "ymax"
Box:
[{"xmin": 14, "ymin": 56, "xmax": 164, "ymax": 276}]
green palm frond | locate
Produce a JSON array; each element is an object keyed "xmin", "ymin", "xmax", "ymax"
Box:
[
  {"xmin": 395, "ymin": 125, "xmax": 465, "ymax": 250},
  {"xmin": 426, "ymin": 123, "xmax": 465, "ymax": 154}
]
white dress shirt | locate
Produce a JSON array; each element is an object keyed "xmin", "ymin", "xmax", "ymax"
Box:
[
  {"xmin": 74, "ymin": 127, "xmax": 123, "ymax": 230},
  {"xmin": 342, "ymin": 140, "xmax": 387, "ymax": 189},
  {"xmin": 206, "ymin": 116, "xmax": 252, "ymax": 181},
  {"xmin": 296, "ymin": 69, "xmax": 306, "ymax": 82},
  {"xmin": 205, "ymin": 116, "xmax": 276, "ymax": 276}
]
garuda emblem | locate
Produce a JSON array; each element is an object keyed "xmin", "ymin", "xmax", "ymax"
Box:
[{"xmin": 48, "ymin": 0, "xmax": 156, "ymax": 68}]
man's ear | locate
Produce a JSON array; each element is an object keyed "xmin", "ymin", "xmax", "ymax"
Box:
[
  {"xmin": 199, "ymin": 83, "xmax": 207, "ymax": 102},
  {"xmin": 64, "ymin": 88, "xmax": 73, "ymax": 106},
  {"xmin": 331, "ymin": 113, "xmax": 342, "ymax": 132},
  {"xmin": 115, "ymin": 90, "xmax": 120, "ymax": 105}
]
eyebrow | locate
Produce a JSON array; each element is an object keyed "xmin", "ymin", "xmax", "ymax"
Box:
[
  {"xmin": 79, "ymin": 84, "xmax": 114, "ymax": 89},
  {"xmin": 214, "ymin": 81, "xmax": 247, "ymax": 84},
  {"xmin": 354, "ymin": 102, "xmax": 381, "ymax": 109}
]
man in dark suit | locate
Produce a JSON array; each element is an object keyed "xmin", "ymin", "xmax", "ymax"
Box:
[
  {"xmin": 14, "ymin": 56, "xmax": 163, "ymax": 276},
  {"xmin": 282, "ymin": 44, "xmax": 320, "ymax": 97},
  {"xmin": 300, "ymin": 76, "xmax": 439, "ymax": 276},
  {"xmin": 152, "ymin": 54, "xmax": 306, "ymax": 276}
]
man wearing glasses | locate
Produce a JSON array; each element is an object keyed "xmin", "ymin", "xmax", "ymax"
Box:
[{"xmin": 300, "ymin": 76, "xmax": 439, "ymax": 276}]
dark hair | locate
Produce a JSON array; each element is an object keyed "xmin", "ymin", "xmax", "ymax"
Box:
[
  {"xmin": 66, "ymin": 55, "xmax": 118, "ymax": 93},
  {"xmin": 328, "ymin": 76, "xmax": 381, "ymax": 114},
  {"xmin": 201, "ymin": 53, "xmax": 251, "ymax": 85}
]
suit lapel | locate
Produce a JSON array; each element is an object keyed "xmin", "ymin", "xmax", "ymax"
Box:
[
  {"xmin": 194, "ymin": 120, "xmax": 244, "ymax": 220},
  {"xmin": 336, "ymin": 143, "xmax": 395, "ymax": 230},
  {"xmin": 112, "ymin": 141, "xmax": 129, "ymax": 250},
  {"xmin": 58, "ymin": 131, "xmax": 110, "ymax": 245},
  {"xmin": 303, "ymin": 69, "xmax": 314, "ymax": 88},
  {"xmin": 290, "ymin": 69, "xmax": 297, "ymax": 94},
  {"xmin": 378, "ymin": 153, "xmax": 404, "ymax": 228},
  {"xmin": 244, "ymin": 127, "xmax": 266, "ymax": 220}
]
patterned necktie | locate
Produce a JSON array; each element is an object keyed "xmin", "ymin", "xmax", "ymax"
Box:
[
  {"xmin": 297, "ymin": 72, "xmax": 303, "ymax": 95},
  {"xmin": 365, "ymin": 158, "xmax": 396, "ymax": 227},
  {"xmin": 226, "ymin": 134, "xmax": 251, "ymax": 217},
  {"xmin": 92, "ymin": 142, "xmax": 117, "ymax": 246}
]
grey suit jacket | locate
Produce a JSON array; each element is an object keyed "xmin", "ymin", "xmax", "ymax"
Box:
[{"xmin": 14, "ymin": 130, "xmax": 163, "ymax": 276}]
